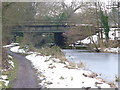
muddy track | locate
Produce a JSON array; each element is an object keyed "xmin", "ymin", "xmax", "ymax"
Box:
[{"xmin": 7, "ymin": 50, "xmax": 41, "ymax": 88}]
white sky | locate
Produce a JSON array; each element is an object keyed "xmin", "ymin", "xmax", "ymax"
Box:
[
  {"xmin": 64, "ymin": 0, "xmax": 119, "ymax": 13},
  {"xmin": 64, "ymin": 0, "xmax": 120, "ymax": 5}
]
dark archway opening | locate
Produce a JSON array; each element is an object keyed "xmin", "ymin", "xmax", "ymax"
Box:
[{"xmin": 54, "ymin": 32, "xmax": 66, "ymax": 48}]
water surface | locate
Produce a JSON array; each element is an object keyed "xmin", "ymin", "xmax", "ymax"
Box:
[{"xmin": 63, "ymin": 49, "xmax": 119, "ymax": 82}]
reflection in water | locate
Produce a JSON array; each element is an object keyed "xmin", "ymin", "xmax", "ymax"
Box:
[{"xmin": 63, "ymin": 49, "xmax": 118, "ymax": 82}]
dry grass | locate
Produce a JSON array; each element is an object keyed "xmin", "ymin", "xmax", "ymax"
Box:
[
  {"xmin": 107, "ymin": 40, "xmax": 118, "ymax": 48},
  {"xmin": 65, "ymin": 61, "xmax": 86, "ymax": 69},
  {"xmin": 68, "ymin": 61, "xmax": 76, "ymax": 68},
  {"xmin": 77, "ymin": 61, "xmax": 86, "ymax": 69},
  {"xmin": 88, "ymin": 39, "xmax": 119, "ymax": 52},
  {"xmin": 36, "ymin": 46, "xmax": 65, "ymax": 59},
  {"xmin": 2, "ymin": 48, "xmax": 10, "ymax": 69},
  {"xmin": 107, "ymin": 82, "xmax": 117, "ymax": 88}
]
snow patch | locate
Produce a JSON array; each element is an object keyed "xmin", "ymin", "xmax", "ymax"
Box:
[
  {"xmin": 9, "ymin": 60, "xmax": 14, "ymax": 67},
  {"xmin": 0, "ymin": 75, "xmax": 9, "ymax": 86},
  {"xmin": 8, "ymin": 55, "xmax": 13, "ymax": 59},
  {"xmin": 104, "ymin": 47, "xmax": 120, "ymax": 53},
  {"xmin": 1, "ymin": 75, "xmax": 8, "ymax": 80},
  {"xmin": 10, "ymin": 46, "xmax": 26, "ymax": 53},
  {"xmin": 3, "ymin": 43, "xmax": 19, "ymax": 48},
  {"xmin": 81, "ymin": 35, "xmax": 98, "ymax": 44}
]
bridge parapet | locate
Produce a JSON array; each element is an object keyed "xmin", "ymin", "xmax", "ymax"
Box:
[{"xmin": 13, "ymin": 25, "xmax": 70, "ymax": 33}]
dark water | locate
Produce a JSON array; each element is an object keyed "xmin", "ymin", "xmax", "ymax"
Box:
[{"xmin": 63, "ymin": 49, "xmax": 119, "ymax": 82}]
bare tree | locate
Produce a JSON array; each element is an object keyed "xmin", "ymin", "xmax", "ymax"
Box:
[{"xmin": 2, "ymin": 2, "xmax": 36, "ymax": 45}]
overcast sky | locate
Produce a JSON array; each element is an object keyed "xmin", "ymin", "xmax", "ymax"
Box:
[
  {"xmin": 63, "ymin": 0, "xmax": 119, "ymax": 13},
  {"xmin": 64, "ymin": 0, "xmax": 119, "ymax": 5}
]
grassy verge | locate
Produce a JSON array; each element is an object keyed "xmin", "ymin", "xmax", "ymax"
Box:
[
  {"xmin": 2, "ymin": 57, "xmax": 18, "ymax": 88},
  {"xmin": 0, "ymin": 81, "xmax": 6, "ymax": 89},
  {"xmin": 8, "ymin": 57, "xmax": 18, "ymax": 88}
]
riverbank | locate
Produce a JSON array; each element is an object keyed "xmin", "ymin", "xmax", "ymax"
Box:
[
  {"xmin": 3, "ymin": 43, "xmax": 117, "ymax": 88},
  {"xmin": 64, "ymin": 45, "xmax": 120, "ymax": 54}
]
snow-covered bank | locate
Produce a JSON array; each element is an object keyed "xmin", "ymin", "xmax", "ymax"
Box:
[
  {"xmin": 26, "ymin": 53, "xmax": 112, "ymax": 88},
  {"xmin": 78, "ymin": 28, "xmax": 120, "ymax": 45}
]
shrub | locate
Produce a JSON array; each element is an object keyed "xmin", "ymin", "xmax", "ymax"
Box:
[
  {"xmin": 115, "ymin": 75, "xmax": 119, "ymax": 82},
  {"xmin": 15, "ymin": 36, "xmax": 23, "ymax": 43}
]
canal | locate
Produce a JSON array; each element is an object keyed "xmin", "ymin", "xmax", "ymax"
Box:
[{"xmin": 63, "ymin": 49, "xmax": 119, "ymax": 82}]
